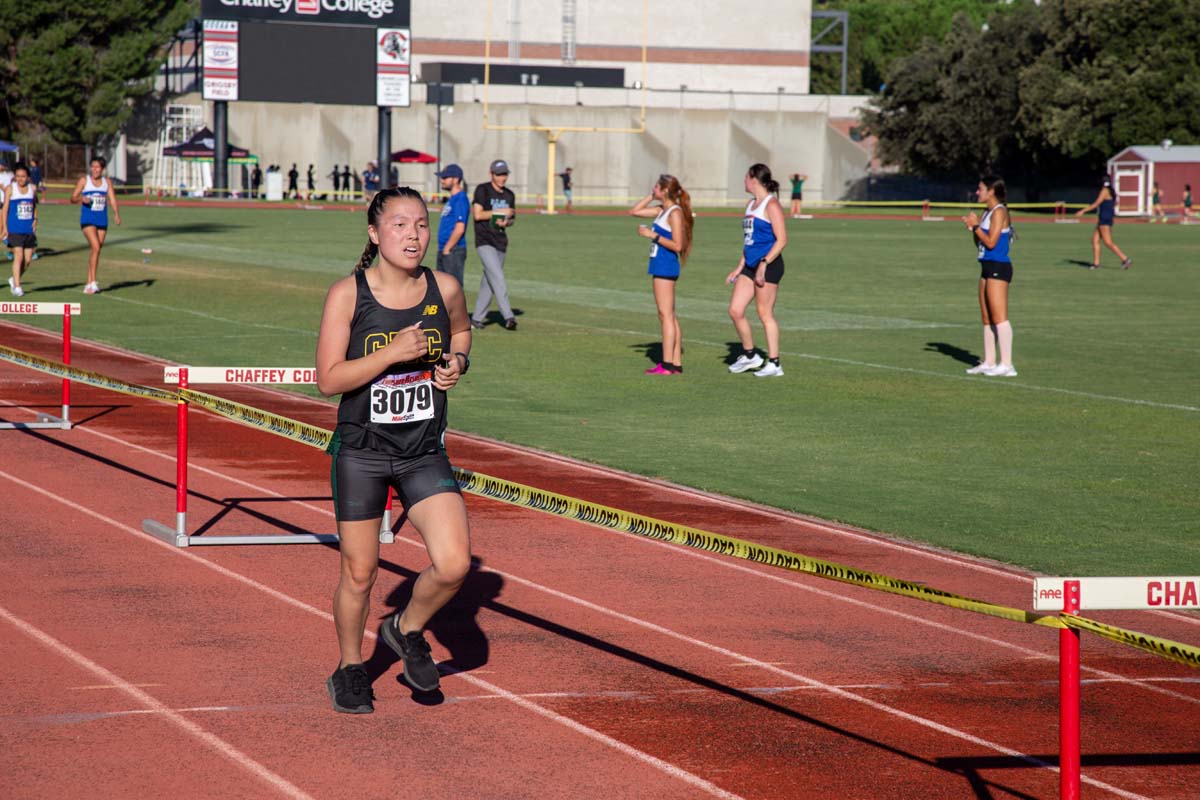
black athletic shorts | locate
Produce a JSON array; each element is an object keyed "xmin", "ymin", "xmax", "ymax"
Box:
[
  {"xmin": 331, "ymin": 447, "xmax": 461, "ymax": 522},
  {"xmin": 740, "ymin": 254, "xmax": 785, "ymax": 285},
  {"xmin": 980, "ymin": 260, "xmax": 1013, "ymax": 283},
  {"xmin": 791, "ymin": 191, "xmax": 802, "ymax": 201},
  {"xmin": 6, "ymin": 233, "xmax": 36, "ymax": 249}
]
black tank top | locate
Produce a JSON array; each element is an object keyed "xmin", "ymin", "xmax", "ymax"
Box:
[{"xmin": 336, "ymin": 268, "xmax": 451, "ymax": 457}]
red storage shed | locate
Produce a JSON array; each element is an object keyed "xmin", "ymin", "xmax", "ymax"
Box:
[{"xmin": 1108, "ymin": 144, "xmax": 1200, "ymax": 217}]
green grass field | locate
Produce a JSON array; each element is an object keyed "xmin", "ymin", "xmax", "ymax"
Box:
[{"xmin": 8, "ymin": 201, "xmax": 1198, "ymax": 576}]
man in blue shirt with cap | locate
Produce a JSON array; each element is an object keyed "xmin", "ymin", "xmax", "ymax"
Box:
[{"xmin": 435, "ymin": 163, "xmax": 470, "ymax": 285}]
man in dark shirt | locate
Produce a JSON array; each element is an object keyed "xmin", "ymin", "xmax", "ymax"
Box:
[
  {"xmin": 250, "ymin": 164, "xmax": 262, "ymax": 199},
  {"xmin": 470, "ymin": 159, "xmax": 518, "ymax": 330},
  {"xmin": 287, "ymin": 164, "xmax": 299, "ymax": 199},
  {"xmin": 558, "ymin": 166, "xmax": 573, "ymax": 212}
]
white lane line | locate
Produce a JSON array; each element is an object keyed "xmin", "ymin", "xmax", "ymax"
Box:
[
  {"xmin": 0, "ymin": 603, "xmax": 313, "ymax": 800},
  {"xmin": 0, "ymin": 470, "xmax": 742, "ymax": 800},
  {"xmin": 11, "ymin": 316, "xmax": 1199, "ymax": 635},
  {"xmin": 543, "ymin": 317, "xmax": 1200, "ymax": 413},
  {"xmin": 12, "ymin": 403, "xmax": 1200, "ymax": 698},
  {"xmin": 0, "ymin": 470, "xmax": 1155, "ymax": 800},
  {"xmin": 69, "ymin": 683, "xmax": 165, "ymax": 690}
]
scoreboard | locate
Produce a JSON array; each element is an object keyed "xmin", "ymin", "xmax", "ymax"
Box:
[{"xmin": 200, "ymin": 0, "xmax": 412, "ymax": 106}]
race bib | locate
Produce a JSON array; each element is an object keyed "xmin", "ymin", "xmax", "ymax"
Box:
[
  {"xmin": 648, "ymin": 242, "xmax": 659, "ymax": 258},
  {"xmin": 369, "ymin": 370, "xmax": 434, "ymax": 424},
  {"xmin": 16, "ymin": 204, "xmax": 32, "ymax": 220},
  {"xmin": 742, "ymin": 216, "xmax": 754, "ymax": 246},
  {"xmin": 90, "ymin": 195, "xmax": 106, "ymax": 212}
]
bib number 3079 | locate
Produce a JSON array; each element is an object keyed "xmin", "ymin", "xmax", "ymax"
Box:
[{"xmin": 370, "ymin": 370, "xmax": 434, "ymax": 424}]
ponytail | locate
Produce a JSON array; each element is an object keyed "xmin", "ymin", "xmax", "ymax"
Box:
[
  {"xmin": 748, "ymin": 163, "xmax": 779, "ymax": 195},
  {"xmin": 657, "ymin": 174, "xmax": 695, "ymax": 264},
  {"xmin": 354, "ymin": 240, "xmax": 378, "ymax": 272}
]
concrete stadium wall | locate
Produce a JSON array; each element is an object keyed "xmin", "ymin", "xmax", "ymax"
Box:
[{"xmin": 171, "ymin": 92, "xmax": 871, "ymax": 206}]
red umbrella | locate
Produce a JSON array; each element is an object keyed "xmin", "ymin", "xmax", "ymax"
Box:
[{"xmin": 389, "ymin": 148, "xmax": 437, "ymax": 163}]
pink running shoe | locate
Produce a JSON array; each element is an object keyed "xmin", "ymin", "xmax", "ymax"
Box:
[{"xmin": 644, "ymin": 363, "xmax": 671, "ymax": 375}]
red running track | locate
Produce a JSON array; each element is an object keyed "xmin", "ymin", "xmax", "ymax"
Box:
[{"xmin": 1, "ymin": 322, "xmax": 1198, "ymax": 799}]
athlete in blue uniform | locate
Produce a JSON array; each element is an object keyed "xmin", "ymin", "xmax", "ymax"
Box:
[
  {"xmin": 727, "ymin": 163, "xmax": 788, "ymax": 377},
  {"xmin": 316, "ymin": 187, "xmax": 472, "ymax": 713},
  {"xmin": 1, "ymin": 163, "xmax": 38, "ymax": 297},
  {"xmin": 70, "ymin": 157, "xmax": 122, "ymax": 294},
  {"xmin": 629, "ymin": 174, "xmax": 693, "ymax": 375},
  {"xmin": 1076, "ymin": 176, "xmax": 1130, "ymax": 269},
  {"xmin": 962, "ymin": 177, "xmax": 1017, "ymax": 377}
]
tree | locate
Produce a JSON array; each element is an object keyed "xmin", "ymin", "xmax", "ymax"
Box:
[
  {"xmin": 810, "ymin": 0, "xmax": 1014, "ymax": 95},
  {"xmin": 862, "ymin": 0, "xmax": 1200, "ymax": 186},
  {"xmin": 0, "ymin": 1, "xmax": 195, "ymax": 144},
  {"xmin": 1018, "ymin": 0, "xmax": 1200, "ymax": 169}
]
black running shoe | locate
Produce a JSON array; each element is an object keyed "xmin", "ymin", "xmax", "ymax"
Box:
[
  {"xmin": 381, "ymin": 616, "xmax": 440, "ymax": 692},
  {"xmin": 503, "ymin": 318, "xmax": 518, "ymax": 331},
  {"xmin": 326, "ymin": 663, "xmax": 374, "ymax": 714}
]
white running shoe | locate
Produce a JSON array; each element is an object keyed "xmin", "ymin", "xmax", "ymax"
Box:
[
  {"xmin": 11, "ymin": 285, "xmax": 24, "ymax": 297},
  {"xmin": 984, "ymin": 363, "xmax": 1018, "ymax": 377},
  {"xmin": 83, "ymin": 282, "xmax": 100, "ymax": 294},
  {"xmin": 753, "ymin": 361, "xmax": 784, "ymax": 377},
  {"xmin": 965, "ymin": 363, "xmax": 994, "ymax": 375},
  {"xmin": 728, "ymin": 353, "xmax": 765, "ymax": 374}
]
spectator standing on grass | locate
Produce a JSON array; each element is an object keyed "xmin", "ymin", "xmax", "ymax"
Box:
[
  {"xmin": 315, "ymin": 186, "xmax": 472, "ymax": 713},
  {"xmin": 1149, "ymin": 182, "xmax": 1167, "ymax": 223},
  {"xmin": 306, "ymin": 164, "xmax": 316, "ymax": 200},
  {"xmin": 2, "ymin": 163, "xmax": 39, "ymax": 296},
  {"xmin": 251, "ymin": 164, "xmax": 263, "ymax": 199},
  {"xmin": 330, "ymin": 164, "xmax": 342, "ymax": 198},
  {"xmin": 727, "ymin": 163, "xmax": 788, "ymax": 378},
  {"xmin": 1184, "ymin": 184, "xmax": 1194, "ymax": 221},
  {"xmin": 789, "ymin": 173, "xmax": 807, "ymax": 217},
  {"xmin": 70, "ymin": 156, "xmax": 121, "ymax": 295},
  {"xmin": 363, "ymin": 162, "xmax": 379, "ymax": 201},
  {"xmin": 1075, "ymin": 175, "xmax": 1131, "ymax": 270},
  {"xmin": 287, "ymin": 164, "xmax": 299, "ymax": 199},
  {"xmin": 343, "ymin": 165, "xmax": 353, "ymax": 199},
  {"xmin": 434, "ymin": 163, "xmax": 469, "ymax": 285},
  {"xmin": 470, "ymin": 159, "xmax": 518, "ymax": 330},
  {"xmin": 558, "ymin": 166, "xmax": 573, "ymax": 212},
  {"xmin": 962, "ymin": 176, "xmax": 1017, "ymax": 377},
  {"xmin": 0, "ymin": 163, "xmax": 11, "ymax": 262},
  {"xmin": 629, "ymin": 174, "xmax": 693, "ymax": 375},
  {"xmin": 28, "ymin": 158, "xmax": 44, "ymax": 200}
]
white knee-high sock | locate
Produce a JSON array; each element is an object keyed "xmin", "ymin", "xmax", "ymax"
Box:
[
  {"xmin": 996, "ymin": 321, "xmax": 1013, "ymax": 365},
  {"xmin": 983, "ymin": 325, "xmax": 997, "ymax": 366}
]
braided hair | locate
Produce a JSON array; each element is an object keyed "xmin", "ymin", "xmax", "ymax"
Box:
[{"xmin": 354, "ymin": 186, "xmax": 428, "ymax": 272}]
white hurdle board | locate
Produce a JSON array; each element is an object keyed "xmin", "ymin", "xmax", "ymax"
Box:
[
  {"xmin": 0, "ymin": 302, "xmax": 81, "ymax": 430},
  {"xmin": 1034, "ymin": 576, "xmax": 1200, "ymax": 610}
]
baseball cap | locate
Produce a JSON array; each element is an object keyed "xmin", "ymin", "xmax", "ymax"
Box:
[
  {"xmin": 436, "ymin": 163, "xmax": 463, "ymax": 179},
  {"xmin": 489, "ymin": 159, "xmax": 510, "ymax": 175}
]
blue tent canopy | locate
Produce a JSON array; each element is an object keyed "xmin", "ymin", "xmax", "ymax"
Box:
[{"xmin": 0, "ymin": 140, "xmax": 18, "ymax": 154}]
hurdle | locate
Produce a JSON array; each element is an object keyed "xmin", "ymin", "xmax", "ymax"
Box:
[
  {"xmin": 1034, "ymin": 576, "xmax": 1200, "ymax": 799},
  {"xmin": 920, "ymin": 200, "xmax": 944, "ymax": 222},
  {"xmin": 141, "ymin": 365, "xmax": 394, "ymax": 547},
  {"xmin": 0, "ymin": 302, "xmax": 79, "ymax": 430},
  {"xmin": 1053, "ymin": 202, "xmax": 1079, "ymax": 223}
]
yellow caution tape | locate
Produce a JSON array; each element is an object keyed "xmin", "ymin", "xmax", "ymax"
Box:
[
  {"xmin": 179, "ymin": 388, "xmax": 334, "ymax": 451},
  {"xmin": 1063, "ymin": 614, "xmax": 1200, "ymax": 670},
  {"xmin": 0, "ymin": 345, "xmax": 178, "ymax": 403},
  {"xmin": 451, "ymin": 468, "xmax": 1066, "ymax": 630},
  {"xmin": 12, "ymin": 347, "xmax": 1200, "ymax": 668}
]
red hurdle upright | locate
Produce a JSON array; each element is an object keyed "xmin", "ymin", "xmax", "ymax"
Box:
[
  {"xmin": 142, "ymin": 364, "xmax": 394, "ymax": 546},
  {"xmin": 1059, "ymin": 579, "xmax": 1081, "ymax": 800},
  {"xmin": 0, "ymin": 302, "xmax": 78, "ymax": 430}
]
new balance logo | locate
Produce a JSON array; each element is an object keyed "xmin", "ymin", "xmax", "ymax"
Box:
[{"xmin": 422, "ymin": 304, "xmax": 439, "ymax": 316}]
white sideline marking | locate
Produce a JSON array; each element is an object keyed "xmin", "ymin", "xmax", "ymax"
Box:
[
  {"xmin": 0, "ymin": 470, "xmax": 742, "ymax": 800},
  {"xmin": 0, "ymin": 603, "xmax": 313, "ymax": 800},
  {"xmin": 0, "ymin": 470, "xmax": 1158, "ymax": 799},
  {"xmin": 8, "ymin": 315, "xmax": 1197, "ymax": 623}
]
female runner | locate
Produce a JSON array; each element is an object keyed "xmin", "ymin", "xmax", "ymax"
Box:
[
  {"xmin": 727, "ymin": 163, "xmax": 788, "ymax": 378},
  {"xmin": 2, "ymin": 163, "xmax": 38, "ymax": 297},
  {"xmin": 70, "ymin": 157, "xmax": 121, "ymax": 294},
  {"xmin": 962, "ymin": 177, "xmax": 1017, "ymax": 377},
  {"xmin": 1075, "ymin": 176, "xmax": 1131, "ymax": 269},
  {"xmin": 629, "ymin": 174, "xmax": 694, "ymax": 375},
  {"xmin": 315, "ymin": 187, "xmax": 472, "ymax": 712}
]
